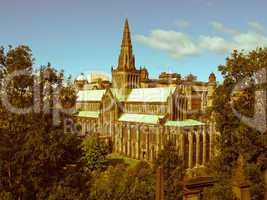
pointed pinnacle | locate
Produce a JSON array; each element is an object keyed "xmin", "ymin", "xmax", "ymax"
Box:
[{"xmin": 122, "ymin": 18, "xmax": 132, "ymax": 47}]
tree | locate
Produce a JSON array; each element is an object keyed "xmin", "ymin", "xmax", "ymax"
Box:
[
  {"xmin": 0, "ymin": 45, "xmax": 36, "ymax": 198},
  {"xmin": 89, "ymin": 164, "xmax": 127, "ymax": 200},
  {"xmin": 45, "ymin": 168, "xmax": 91, "ymax": 200},
  {"xmin": 0, "ymin": 46, "xmax": 88, "ymax": 199},
  {"xmin": 89, "ymin": 161, "xmax": 155, "ymax": 200},
  {"xmin": 121, "ymin": 161, "xmax": 155, "ymax": 200},
  {"xmin": 154, "ymin": 141, "xmax": 185, "ymax": 200},
  {"xmin": 206, "ymin": 48, "xmax": 267, "ymax": 200},
  {"xmin": 82, "ymin": 135, "xmax": 109, "ymax": 171}
]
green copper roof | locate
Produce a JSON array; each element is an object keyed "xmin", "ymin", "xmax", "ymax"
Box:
[
  {"xmin": 77, "ymin": 90, "xmax": 106, "ymax": 102},
  {"xmin": 126, "ymin": 87, "xmax": 175, "ymax": 102},
  {"xmin": 76, "ymin": 111, "xmax": 100, "ymax": 118},
  {"xmin": 165, "ymin": 119, "xmax": 204, "ymax": 127},
  {"xmin": 119, "ymin": 113, "xmax": 165, "ymax": 124}
]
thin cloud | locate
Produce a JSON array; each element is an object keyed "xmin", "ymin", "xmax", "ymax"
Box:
[
  {"xmin": 210, "ymin": 21, "xmax": 239, "ymax": 35},
  {"xmin": 248, "ymin": 21, "xmax": 264, "ymax": 33},
  {"xmin": 135, "ymin": 22, "xmax": 267, "ymax": 60},
  {"xmin": 174, "ymin": 20, "xmax": 190, "ymax": 28}
]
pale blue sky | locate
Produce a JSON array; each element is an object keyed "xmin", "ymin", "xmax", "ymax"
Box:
[{"xmin": 0, "ymin": 0, "xmax": 266, "ymax": 81}]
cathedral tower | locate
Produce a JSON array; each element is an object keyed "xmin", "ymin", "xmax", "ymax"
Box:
[{"xmin": 112, "ymin": 19, "xmax": 140, "ymax": 92}]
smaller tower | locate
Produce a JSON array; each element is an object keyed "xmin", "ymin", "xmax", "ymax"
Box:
[
  {"xmin": 74, "ymin": 73, "xmax": 88, "ymax": 90},
  {"xmin": 207, "ymin": 73, "xmax": 216, "ymax": 107},
  {"xmin": 140, "ymin": 66, "xmax": 149, "ymax": 82},
  {"xmin": 186, "ymin": 73, "xmax": 197, "ymax": 82},
  {"xmin": 208, "ymin": 72, "xmax": 216, "ymax": 83}
]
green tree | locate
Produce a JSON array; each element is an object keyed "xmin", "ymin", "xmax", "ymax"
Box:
[
  {"xmin": 0, "ymin": 46, "xmax": 88, "ymax": 199},
  {"xmin": 122, "ymin": 161, "xmax": 155, "ymax": 200},
  {"xmin": 89, "ymin": 161, "xmax": 155, "ymax": 200},
  {"xmin": 154, "ymin": 141, "xmax": 185, "ymax": 200},
  {"xmin": 0, "ymin": 45, "xmax": 35, "ymax": 198},
  {"xmin": 46, "ymin": 168, "xmax": 91, "ymax": 200},
  {"xmin": 82, "ymin": 135, "xmax": 109, "ymax": 171},
  {"xmin": 89, "ymin": 164, "xmax": 127, "ymax": 200},
  {"xmin": 206, "ymin": 48, "xmax": 267, "ymax": 200}
]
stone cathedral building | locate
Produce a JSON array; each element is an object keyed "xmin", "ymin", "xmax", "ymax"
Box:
[{"xmin": 75, "ymin": 19, "xmax": 218, "ymax": 169}]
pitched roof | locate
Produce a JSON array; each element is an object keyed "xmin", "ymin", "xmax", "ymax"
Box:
[
  {"xmin": 77, "ymin": 86, "xmax": 176, "ymax": 103},
  {"xmin": 77, "ymin": 90, "xmax": 106, "ymax": 102},
  {"xmin": 76, "ymin": 111, "xmax": 100, "ymax": 118},
  {"xmin": 165, "ymin": 119, "xmax": 204, "ymax": 127},
  {"xmin": 126, "ymin": 87, "xmax": 176, "ymax": 102},
  {"xmin": 118, "ymin": 113, "xmax": 164, "ymax": 124}
]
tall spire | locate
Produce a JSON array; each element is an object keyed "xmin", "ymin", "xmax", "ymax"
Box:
[
  {"xmin": 121, "ymin": 18, "xmax": 132, "ymax": 48},
  {"xmin": 117, "ymin": 18, "xmax": 135, "ymax": 70}
]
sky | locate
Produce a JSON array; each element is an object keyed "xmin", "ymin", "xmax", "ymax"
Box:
[{"xmin": 0, "ymin": 0, "xmax": 267, "ymax": 82}]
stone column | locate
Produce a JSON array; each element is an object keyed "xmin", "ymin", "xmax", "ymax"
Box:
[
  {"xmin": 120, "ymin": 123, "xmax": 124, "ymax": 154},
  {"xmin": 94, "ymin": 120, "xmax": 97, "ymax": 133},
  {"xmin": 127, "ymin": 124, "xmax": 131, "ymax": 157},
  {"xmin": 85, "ymin": 121, "xmax": 88, "ymax": 134},
  {"xmin": 136, "ymin": 125, "xmax": 140, "ymax": 159},
  {"xmin": 202, "ymin": 126, "xmax": 207, "ymax": 165},
  {"xmin": 113, "ymin": 123, "xmax": 117, "ymax": 152},
  {"xmin": 84, "ymin": 120, "xmax": 87, "ymax": 133},
  {"xmin": 122, "ymin": 124, "xmax": 125, "ymax": 154},
  {"xmin": 161, "ymin": 127, "xmax": 165, "ymax": 150},
  {"xmin": 82, "ymin": 122, "xmax": 85, "ymax": 135},
  {"xmin": 196, "ymin": 130, "xmax": 201, "ymax": 166},
  {"xmin": 175, "ymin": 128, "xmax": 180, "ymax": 151},
  {"xmin": 115, "ymin": 123, "xmax": 119, "ymax": 153},
  {"xmin": 209, "ymin": 122, "xmax": 214, "ymax": 161},
  {"xmin": 180, "ymin": 129, "xmax": 185, "ymax": 160},
  {"xmin": 146, "ymin": 127, "xmax": 149, "ymax": 160},
  {"xmin": 156, "ymin": 126, "xmax": 161, "ymax": 157},
  {"xmin": 90, "ymin": 121, "xmax": 92, "ymax": 133},
  {"xmin": 188, "ymin": 130, "xmax": 194, "ymax": 169}
]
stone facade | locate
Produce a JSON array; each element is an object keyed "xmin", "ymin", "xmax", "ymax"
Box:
[{"xmin": 75, "ymin": 19, "xmax": 217, "ymax": 169}]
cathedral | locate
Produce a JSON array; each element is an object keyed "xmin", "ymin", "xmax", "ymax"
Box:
[{"xmin": 75, "ymin": 19, "xmax": 218, "ymax": 169}]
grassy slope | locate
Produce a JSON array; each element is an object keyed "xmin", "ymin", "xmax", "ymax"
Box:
[{"xmin": 107, "ymin": 153, "xmax": 140, "ymax": 168}]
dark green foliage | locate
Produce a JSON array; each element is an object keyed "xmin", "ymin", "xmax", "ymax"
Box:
[
  {"xmin": 206, "ymin": 48, "xmax": 267, "ymax": 200},
  {"xmin": 0, "ymin": 46, "xmax": 89, "ymax": 199},
  {"xmin": 89, "ymin": 161, "xmax": 155, "ymax": 200},
  {"xmin": 45, "ymin": 168, "xmax": 91, "ymax": 200},
  {"xmin": 122, "ymin": 161, "xmax": 155, "ymax": 200},
  {"xmin": 82, "ymin": 135, "xmax": 110, "ymax": 171},
  {"xmin": 89, "ymin": 164, "xmax": 127, "ymax": 200},
  {"xmin": 203, "ymin": 179, "xmax": 238, "ymax": 200},
  {"xmin": 154, "ymin": 141, "xmax": 185, "ymax": 200}
]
